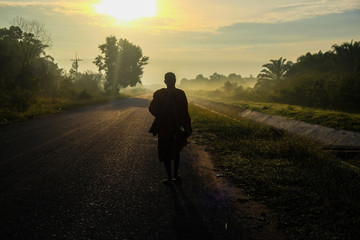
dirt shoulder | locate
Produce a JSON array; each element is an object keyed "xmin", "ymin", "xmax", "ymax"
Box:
[{"xmin": 187, "ymin": 142, "xmax": 286, "ymax": 240}]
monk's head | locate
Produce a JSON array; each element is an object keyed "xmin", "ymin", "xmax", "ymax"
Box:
[{"xmin": 164, "ymin": 72, "xmax": 176, "ymax": 88}]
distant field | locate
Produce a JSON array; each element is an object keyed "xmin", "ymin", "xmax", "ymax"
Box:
[
  {"xmin": 190, "ymin": 96, "xmax": 360, "ymax": 133},
  {"xmin": 189, "ymin": 103, "xmax": 360, "ymax": 240}
]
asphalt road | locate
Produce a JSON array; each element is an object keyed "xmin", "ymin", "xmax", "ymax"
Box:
[{"xmin": 0, "ymin": 97, "xmax": 246, "ymax": 240}]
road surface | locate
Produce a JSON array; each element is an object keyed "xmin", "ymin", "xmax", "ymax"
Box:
[{"xmin": 0, "ymin": 97, "xmax": 283, "ymax": 240}]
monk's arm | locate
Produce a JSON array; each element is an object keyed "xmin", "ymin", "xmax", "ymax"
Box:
[{"xmin": 149, "ymin": 91, "xmax": 160, "ymax": 117}]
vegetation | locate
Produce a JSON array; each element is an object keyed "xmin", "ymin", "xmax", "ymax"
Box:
[
  {"xmin": 255, "ymin": 57, "xmax": 293, "ymax": 90},
  {"xmin": 182, "ymin": 40, "xmax": 360, "ymax": 113},
  {"xmin": 180, "ymin": 73, "xmax": 257, "ymax": 90},
  {"xmin": 189, "ymin": 103, "xmax": 360, "ymax": 240},
  {"xmin": 272, "ymin": 41, "xmax": 360, "ymax": 112},
  {"xmin": 0, "ymin": 21, "xmax": 56, "ymax": 112},
  {"xmin": 94, "ymin": 36, "xmax": 149, "ymax": 95},
  {"xmin": 255, "ymin": 40, "xmax": 360, "ymax": 112},
  {"xmin": 187, "ymin": 96, "xmax": 360, "ymax": 133},
  {"xmin": 0, "ymin": 18, "xmax": 149, "ymax": 124}
]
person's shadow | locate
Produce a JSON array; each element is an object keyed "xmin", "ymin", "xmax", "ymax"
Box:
[{"xmin": 168, "ymin": 181, "xmax": 213, "ymax": 240}]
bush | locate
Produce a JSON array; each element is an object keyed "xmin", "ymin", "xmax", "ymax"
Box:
[{"xmin": 77, "ymin": 89, "xmax": 92, "ymax": 100}]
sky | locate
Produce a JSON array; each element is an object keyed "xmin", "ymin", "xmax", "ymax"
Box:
[{"xmin": 0, "ymin": 0, "xmax": 359, "ymax": 86}]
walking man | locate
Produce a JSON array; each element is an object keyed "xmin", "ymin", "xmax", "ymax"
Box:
[{"xmin": 149, "ymin": 72, "xmax": 192, "ymax": 184}]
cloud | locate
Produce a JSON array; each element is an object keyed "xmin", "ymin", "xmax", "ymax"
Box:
[
  {"xmin": 0, "ymin": 0, "xmax": 97, "ymax": 15},
  {"xmin": 214, "ymin": 10, "xmax": 360, "ymax": 45},
  {"xmin": 1, "ymin": 0, "xmax": 359, "ymax": 32},
  {"xmin": 150, "ymin": 0, "xmax": 360, "ymax": 31},
  {"xmin": 251, "ymin": 0, "xmax": 360, "ymax": 23}
]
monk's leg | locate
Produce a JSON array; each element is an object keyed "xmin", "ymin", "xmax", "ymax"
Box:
[
  {"xmin": 174, "ymin": 152, "xmax": 180, "ymax": 179},
  {"xmin": 164, "ymin": 160, "xmax": 172, "ymax": 180}
]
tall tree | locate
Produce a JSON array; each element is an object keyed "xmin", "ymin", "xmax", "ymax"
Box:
[
  {"xmin": 94, "ymin": 36, "xmax": 149, "ymax": 95},
  {"xmin": 255, "ymin": 57, "xmax": 293, "ymax": 89},
  {"xmin": 0, "ymin": 26, "xmax": 48, "ymax": 90},
  {"xmin": 10, "ymin": 17, "xmax": 51, "ymax": 71},
  {"xmin": 332, "ymin": 40, "xmax": 360, "ymax": 77},
  {"xmin": 11, "ymin": 17, "xmax": 52, "ymax": 47},
  {"xmin": 0, "ymin": 20, "xmax": 60, "ymax": 111}
]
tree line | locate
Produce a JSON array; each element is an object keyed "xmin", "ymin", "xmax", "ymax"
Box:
[
  {"xmin": 0, "ymin": 18, "xmax": 148, "ymax": 112},
  {"xmin": 254, "ymin": 40, "xmax": 360, "ymax": 112},
  {"xmin": 180, "ymin": 73, "xmax": 257, "ymax": 90},
  {"xmin": 184, "ymin": 40, "xmax": 360, "ymax": 113}
]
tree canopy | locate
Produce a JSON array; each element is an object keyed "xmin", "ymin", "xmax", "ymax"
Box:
[
  {"xmin": 94, "ymin": 36, "xmax": 149, "ymax": 95},
  {"xmin": 0, "ymin": 24, "xmax": 57, "ymax": 111},
  {"xmin": 273, "ymin": 40, "xmax": 360, "ymax": 111},
  {"xmin": 255, "ymin": 57, "xmax": 293, "ymax": 91},
  {"xmin": 183, "ymin": 40, "xmax": 359, "ymax": 113},
  {"xmin": 244, "ymin": 40, "xmax": 359, "ymax": 112},
  {"xmin": 0, "ymin": 19, "xmax": 105, "ymax": 113}
]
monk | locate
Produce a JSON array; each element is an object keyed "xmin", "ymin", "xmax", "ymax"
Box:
[{"xmin": 149, "ymin": 72, "xmax": 192, "ymax": 184}]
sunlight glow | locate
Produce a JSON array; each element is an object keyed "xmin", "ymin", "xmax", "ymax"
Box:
[{"xmin": 94, "ymin": 0, "xmax": 157, "ymax": 21}]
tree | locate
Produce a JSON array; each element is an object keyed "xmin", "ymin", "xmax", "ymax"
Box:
[
  {"xmin": 331, "ymin": 40, "xmax": 360, "ymax": 78},
  {"xmin": 209, "ymin": 72, "xmax": 225, "ymax": 81},
  {"xmin": 263, "ymin": 41, "xmax": 360, "ymax": 111},
  {"xmin": 36, "ymin": 55, "xmax": 63, "ymax": 97},
  {"xmin": 11, "ymin": 17, "xmax": 52, "ymax": 47},
  {"xmin": 10, "ymin": 17, "xmax": 51, "ymax": 71},
  {"xmin": 94, "ymin": 36, "xmax": 149, "ymax": 95},
  {"xmin": 255, "ymin": 57, "xmax": 293, "ymax": 90},
  {"xmin": 0, "ymin": 20, "xmax": 60, "ymax": 111},
  {"xmin": 0, "ymin": 25, "xmax": 49, "ymax": 85},
  {"xmin": 257, "ymin": 57, "xmax": 292, "ymax": 82},
  {"xmin": 195, "ymin": 74, "xmax": 206, "ymax": 80},
  {"xmin": 228, "ymin": 73, "xmax": 241, "ymax": 79}
]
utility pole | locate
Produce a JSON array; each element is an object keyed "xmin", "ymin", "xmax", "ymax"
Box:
[{"xmin": 70, "ymin": 53, "xmax": 83, "ymax": 80}]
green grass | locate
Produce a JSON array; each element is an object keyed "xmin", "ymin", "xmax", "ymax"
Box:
[
  {"xmin": 0, "ymin": 95, "xmax": 125, "ymax": 125},
  {"xmin": 189, "ymin": 103, "xmax": 360, "ymax": 240},
  {"xmin": 191, "ymin": 96, "xmax": 360, "ymax": 133}
]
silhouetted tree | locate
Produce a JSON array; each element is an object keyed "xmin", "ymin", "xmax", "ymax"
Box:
[
  {"xmin": 94, "ymin": 36, "xmax": 149, "ymax": 95},
  {"xmin": 209, "ymin": 72, "xmax": 225, "ymax": 81},
  {"xmin": 196, "ymin": 74, "xmax": 206, "ymax": 80},
  {"xmin": 228, "ymin": 73, "xmax": 242, "ymax": 79},
  {"xmin": 255, "ymin": 57, "xmax": 293, "ymax": 89},
  {"xmin": 331, "ymin": 40, "xmax": 360, "ymax": 78},
  {"xmin": 272, "ymin": 41, "xmax": 360, "ymax": 111},
  {"xmin": 0, "ymin": 22, "xmax": 57, "ymax": 111}
]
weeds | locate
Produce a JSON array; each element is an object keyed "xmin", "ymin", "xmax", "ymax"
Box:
[
  {"xmin": 189, "ymin": 104, "xmax": 360, "ymax": 239},
  {"xmin": 191, "ymin": 96, "xmax": 360, "ymax": 133}
]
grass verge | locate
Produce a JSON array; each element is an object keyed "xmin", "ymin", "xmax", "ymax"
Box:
[
  {"xmin": 0, "ymin": 95, "xmax": 125, "ymax": 125},
  {"xmin": 190, "ymin": 96, "xmax": 360, "ymax": 133},
  {"xmin": 189, "ymin": 103, "xmax": 360, "ymax": 239}
]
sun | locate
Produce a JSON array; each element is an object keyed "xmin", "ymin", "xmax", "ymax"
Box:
[{"xmin": 94, "ymin": 0, "xmax": 157, "ymax": 22}]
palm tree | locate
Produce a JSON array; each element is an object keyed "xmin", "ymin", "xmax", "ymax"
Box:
[
  {"xmin": 332, "ymin": 40, "xmax": 360, "ymax": 77},
  {"xmin": 255, "ymin": 57, "xmax": 293, "ymax": 89}
]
